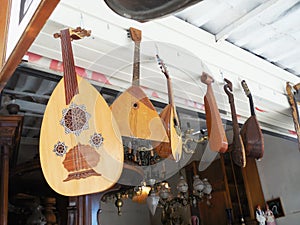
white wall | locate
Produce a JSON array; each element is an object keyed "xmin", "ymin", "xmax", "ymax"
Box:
[{"xmin": 257, "ymin": 133, "xmax": 300, "ymax": 225}]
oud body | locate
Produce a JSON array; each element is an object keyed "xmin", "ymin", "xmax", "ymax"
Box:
[{"xmin": 40, "ymin": 28, "xmax": 123, "ymax": 196}]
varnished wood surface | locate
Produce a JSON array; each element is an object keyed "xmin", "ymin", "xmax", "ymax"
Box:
[
  {"xmin": 40, "ymin": 76, "xmax": 124, "ymax": 196},
  {"xmin": 111, "ymin": 85, "xmax": 169, "ymax": 143},
  {"xmin": 201, "ymin": 72, "xmax": 228, "ymax": 153},
  {"xmin": 154, "ymin": 55, "xmax": 182, "ymax": 161},
  {"xmin": 0, "ymin": 145, "xmax": 9, "ymax": 225},
  {"xmin": 155, "ymin": 105, "xmax": 182, "ymax": 160},
  {"xmin": 224, "ymin": 78, "xmax": 246, "ymax": 167},
  {"xmin": 197, "ymin": 155, "xmax": 265, "ymax": 224}
]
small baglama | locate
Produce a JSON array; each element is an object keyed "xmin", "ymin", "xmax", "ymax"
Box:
[
  {"xmin": 110, "ymin": 27, "xmax": 168, "ymax": 144},
  {"xmin": 154, "ymin": 55, "xmax": 182, "ymax": 161},
  {"xmin": 39, "ymin": 27, "xmax": 124, "ymax": 196}
]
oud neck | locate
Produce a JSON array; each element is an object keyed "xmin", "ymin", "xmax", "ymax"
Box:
[
  {"xmin": 132, "ymin": 41, "xmax": 140, "ymax": 86},
  {"xmin": 61, "ymin": 29, "xmax": 78, "ymax": 105}
]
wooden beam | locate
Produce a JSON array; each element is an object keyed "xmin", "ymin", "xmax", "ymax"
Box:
[
  {"xmin": 0, "ymin": 0, "xmax": 10, "ymax": 69},
  {"xmin": 0, "ymin": 0, "xmax": 60, "ymax": 92}
]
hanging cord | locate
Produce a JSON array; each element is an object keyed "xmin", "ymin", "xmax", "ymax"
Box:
[{"xmin": 229, "ymin": 153, "xmax": 245, "ymax": 224}]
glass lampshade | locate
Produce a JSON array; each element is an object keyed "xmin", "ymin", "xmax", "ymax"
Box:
[{"xmin": 147, "ymin": 191, "xmax": 160, "ymax": 215}]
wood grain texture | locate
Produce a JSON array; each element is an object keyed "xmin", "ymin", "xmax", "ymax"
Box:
[
  {"xmin": 111, "ymin": 86, "xmax": 169, "ymax": 142},
  {"xmin": 154, "ymin": 56, "xmax": 182, "ymax": 161},
  {"xmin": 224, "ymin": 78, "xmax": 246, "ymax": 167},
  {"xmin": 110, "ymin": 29, "xmax": 168, "ymax": 143},
  {"xmin": 240, "ymin": 80, "xmax": 264, "ymax": 159},
  {"xmin": 40, "ymin": 76, "xmax": 124, "ymax": 196},
  {"xmin": 201, "ymin": 72, "xmax": 228, "ymax": 153},
  {"xmin": 155, "ymin": 105, "xmax": 182, "ymax": 161}
]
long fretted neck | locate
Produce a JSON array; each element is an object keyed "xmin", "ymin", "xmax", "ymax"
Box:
[
  {"xmin": 248, "ymin": 94, "xmax": 255, "ymax": 116},
  {"xmin": 132, "ymin": 41, "xmax": 140, "ymax": 86},
  {"xmin": 61, "ymin": 29, "xmax": 79, "ymax": 105},
  {"xmin": 227, "ymin": 92, "xmax": 240, "ymax": 140},
  {"xmin": 166, "ymin": 75, "xmax": 174, "ymax": 105}
]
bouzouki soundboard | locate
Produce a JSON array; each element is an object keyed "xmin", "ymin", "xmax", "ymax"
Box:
[
  {"xmin": 39, "ymin": 27, "xmax": 124, "ymax": 196},
  {"xmin": 154, "ymin": 55, "xmax": 183, "ymax": 162}
]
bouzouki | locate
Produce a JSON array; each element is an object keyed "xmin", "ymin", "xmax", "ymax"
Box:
[
  {"xmin": 110, "ymin": 27, "xmax": 168, "ymax": 143},
  {"xmin": 39, "ymin": 28, "xmax": 124, "ymax": 196},
  {"xmin": 154, "ymin": 55, "xmax": 182, "ymax": 161},
  {"xmin": 224, "ymin": 78, "xmax": 246, "ymax": 167},
  {"xmin": 240, "ymin": 80, "xmax": 264, "ymax": 159},
  {"xmin": 201, "ymin": 72, "xmax": 228, "ymax": 153}
]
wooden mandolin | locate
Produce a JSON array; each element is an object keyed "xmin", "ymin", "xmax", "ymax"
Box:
[
  {"xmin": 154, "ymin": 55, "xmax": 182, "ymax": 161},
  {"xmin": 39, "ymin": 28, "xmax": 124, "ymax": 196},
  {"xmin": 201, "ymin": 72, "xmax": 228, "ymax": 153},
  {"xmin": 110, "ymin": 27, "xmax": 168, "ymax": 143},
  {"xmin": 224, "ymin": 78, "xmax": 246, "ymax": 167},
  {"xmin": 240, "ymin": 80, "xmax": 264, "ymax": 159}
]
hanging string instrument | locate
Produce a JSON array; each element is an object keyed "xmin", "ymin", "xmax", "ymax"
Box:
[
  {"xmin": 286, "ymin": 82, "xmax": 300, "ymax": 151},
  {"xmin": 240, "ymin": 80, "xmax": 264, "ymax": 159},
  {"xmin": 154, "ymin": 55, "xmax": 182, "ymax": 161},
  {"xmin": 224, "ymin": 78, "xmax": 246, "ymax": 167},
  {"xmin": 110, "ymin": 27, "xmax": 168, "ymax": 144},
  {"xmin": 39, "ymin": 27, "xmax": 124, "ymax": 196},
  {"xmin": 201, "ymin": 72, "xmax": 228, "ymax": 153}
]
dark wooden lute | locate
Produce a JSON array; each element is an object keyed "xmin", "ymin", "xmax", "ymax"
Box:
[
  {"xmin": 224, "ymin": 78, "xmax": 246, "ymax": 167},
  {"xmin": 110, "ymin": 27, "xmax": 168, "ymax": 143},
  {"xmin": 154, "ymin": 55, "xmax": 182, "ymax": 161},
  {"xmin": 240, "ymin": 80, "xmax": 264, "ymax": 159},
  {"xmin": 201, "ymin": 72, "xmax": 228, "ymax": 153}
]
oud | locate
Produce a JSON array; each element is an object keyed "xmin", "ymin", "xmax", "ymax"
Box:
[{"xmin": 39, "ymin": 28, "xmax": 124, "ymax": 196}]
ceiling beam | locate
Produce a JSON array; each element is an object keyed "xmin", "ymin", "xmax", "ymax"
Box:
[{"xmin": 215, "ymin": 0, "xmax": 281, "ymax": 41}]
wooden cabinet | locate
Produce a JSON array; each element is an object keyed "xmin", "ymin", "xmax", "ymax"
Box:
[{"xmin": 197, "ymin": 152, "xmax": 265, "ymax": 225}]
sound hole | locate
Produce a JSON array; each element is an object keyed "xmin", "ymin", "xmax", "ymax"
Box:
[
  {"xmin": 60, "ymin": 103, "xmax": 91, "ymax": 136},
  {"xmin": 64, "ymin": 107, "xmax": 86, "ymax": 131},
  {"xmin": 133, "ymin": 102, "xmax": 139, "ymax": 109}
]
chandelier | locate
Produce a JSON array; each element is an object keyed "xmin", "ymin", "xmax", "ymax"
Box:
[
  {"xmin": 100, "ymin": 128, "xmax": 211, "ymax": 221},
  {"xmin": 146, "ymin": 174, "xmax": 212, "ymax": 218},
  {"xmin": 101, "ymin": 172, "xmax": 212, "ymax": 223}
]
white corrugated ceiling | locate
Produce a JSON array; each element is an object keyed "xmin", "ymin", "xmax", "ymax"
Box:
[{"xmin": 176, "ymin": 0, "xmax": 300, "ymax": 76}]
